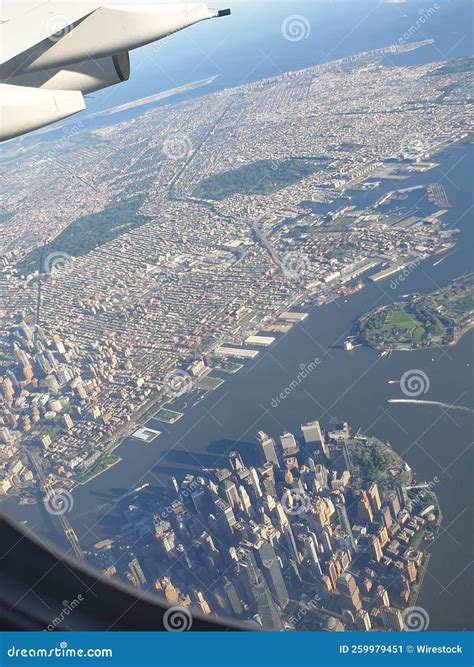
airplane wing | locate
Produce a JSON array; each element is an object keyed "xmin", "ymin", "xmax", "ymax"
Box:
[{"xmin": 0, "ymin": 1, "xmax": 230, "ymax": 141}]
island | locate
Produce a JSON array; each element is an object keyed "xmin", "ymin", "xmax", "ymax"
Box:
[
  {"xmin": 82, "ymin": 420, "xmax": 441, "ymax": 632},
  {"xmin": 354, "ymin": 274, "xmax": 474, "ymax": 351}
]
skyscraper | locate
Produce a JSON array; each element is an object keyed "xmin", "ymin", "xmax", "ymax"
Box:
[
  {"xmin": 301, "ymin": 420, "xmax": 329, "ymax": 459},
  {"xmin": 335, "ymin": 500, "xmax": 356, "ymax": 550},
  {"xmin": 239, "ymin": 548, "xmax": 283, "ymax": 630},
  {"xmin": 369, "ymin": 535, "xmax": 383, "ymax": 563},
  {"xmin": 368, "ymin": 483, "xmax": 382, "ymax": 515},
  {"xmin": 256, "ymin": 431, "xmax": 279, "ymax": 466},
  {"xmin": 357, "ymin": 491, "xmax": 374, "ymax": 523},
  {"xmin": 262, "ymin": 557, "xmax": 289, "ymax": 607},
  {"xmin": 280, "ymin": 432, "xmax": 299, "ymax": 456},
  {"xmin": 356, "ymin": 608, "xmax": 372, "ymax": 631},
  {"xmin": 381, "ymin": 606, "xmax": 404, "ymax": 631},
  {"xmin": 337, "ymin": 572, "xmax": 362, "ymax": 612}
]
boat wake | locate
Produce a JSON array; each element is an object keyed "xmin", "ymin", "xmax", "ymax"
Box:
[{"xmin": 388, "ymin": 399, "xmax": 474, "ymax": 414}]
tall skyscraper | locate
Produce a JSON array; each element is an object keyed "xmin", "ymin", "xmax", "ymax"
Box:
[
  {"xmin": 356, "ymin": 608, "xmax": 372, "ymax": 631},
  {"xmin": 223, "ymin": 577, "xmax": 243, "ymax": 616},
  {"xmin": 337, "ymin": 572, "xmax": 362, "ymax": 612},
  {"xmin": 298, "ymin": 532, "xmax": 323, "ymax": 578},
  {"xmin": 381, "ymin": 606, "xmax": 404, "ymax": 631},
  {"xmin": 375, "ymin": 585, "xmax": 390, "ymax": 608},
  {"xmin": 336, "ymin": 500, "xmax": 356, "ymax": 550},
  {"xmin": 369, "ymin": 535, "xmax": 383, "ymax": 563},
  {"xmin": 396, "ymin": 481, "xmax": 409, "ymax": 509},
  {"xmin": 128, "ymin": 556, "xmax": 147, "ymax": 586},
  {"xmin": 1, "ymin": 378, "xmax": 14, "ymax": 403},
  {"xmin": 256, "ymin": 431, "xmax": 279, "ymax": 466},
  {"xmin": 357, "ymin": 491, "xmax": 374, "ymax": 523},
  {"xmin": 247, "ymin": 553, "xmax": 283, "ymax": 630},
  {"xmin": 368, "ymin": 483, "xmax": 382, "ymax": 515},
  {"xmin": 261, "ymin": 557, "xmax": 289, "ymax": 610},
  {"xmin": 301, "ymin": 421, "xmax": 329, "ymax": 459},
  {"xmin": 280, "ymin": 432, "xmax": 299, "ymax": 456}
]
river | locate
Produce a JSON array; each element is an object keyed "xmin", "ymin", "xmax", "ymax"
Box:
[{"xmin": 6, "ymin": 141, "xmax": 473, "ymax": 630}]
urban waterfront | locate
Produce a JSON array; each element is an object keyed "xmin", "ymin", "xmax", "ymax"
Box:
[
  {"xmin": 2, "ymin": 0, "xmax": 473, "ymax": 633},
  {"xmin": 6, "ymin": 142, "xmax": 473, "ymax": 630}
]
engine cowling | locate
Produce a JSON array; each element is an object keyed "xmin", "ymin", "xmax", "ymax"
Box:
[
  {"xmin": 0, "ymin": 84, "xmax": 85, "ymax": 141},
  {"xmin": 8, "ymin": 52, "xmax": 130, "ymax": 95}
]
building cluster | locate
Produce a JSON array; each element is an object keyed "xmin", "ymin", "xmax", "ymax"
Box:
[
  {"xmin": 88, "ymin": 421, "xmax": 435, "ymax": 631},
  {"xmin": 0, "ymin": 48, "xmax": 471, "ymax": 495},
  {"xmin": 0, "ymin": 316, "xmax": 151, "ymax": 497}
]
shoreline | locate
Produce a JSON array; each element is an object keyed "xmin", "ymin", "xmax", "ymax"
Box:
[
  {"xmin": 353, "ymin": 273, "xmax": 473, "ymax": 353},
  {"xmin": 7, "ymin": 141, "xmax": 472, "ymax": 506},
  {"xmin": 359, "ymin": 319, "xmax": 474, "ymax": 355}
]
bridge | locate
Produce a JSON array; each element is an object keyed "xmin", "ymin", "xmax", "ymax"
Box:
[{"xmin": 29, "ymin": 452, "xmax": 84, "ymax": 561}]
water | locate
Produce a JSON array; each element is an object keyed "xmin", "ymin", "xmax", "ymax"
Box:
[
  {"xmin": 4, "ymin": 0, "xmax": 473, "ymax": 631},
  {"xmin": 12, "ymin": 0, "xmax": 473, "ymax": 146},
  {"xmin": 6, "ymin": 141, "xmax": 473, "ymax": 630},
  {"xmin": 92, "ymin": 0, "xmax": 473, "ymax": 113}
]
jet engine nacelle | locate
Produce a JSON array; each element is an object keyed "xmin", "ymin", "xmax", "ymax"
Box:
[
  {"xmin": 0, "ymin": 84, "xmax": 85, "ymax": 141},
  {"xmin": 8, "ymin": 53, "xmax": 130, "ymax": 95}
]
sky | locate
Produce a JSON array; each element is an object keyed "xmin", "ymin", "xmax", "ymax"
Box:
[{"xmin": 83, "ymin": 0, "xmax": 472, "ymax": 115}]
